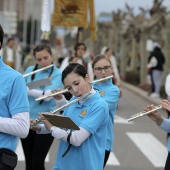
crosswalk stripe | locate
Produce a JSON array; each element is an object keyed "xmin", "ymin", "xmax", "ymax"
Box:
[
  {"xmin": 115, "ymin": 115, "xmax": 133, "ymax": 124},
  {"xmin": 16, "ymin": 139, "xmax": 49, "ymax": 162},
  {"xmin": 127, "ymin": 132, "xmax": 167, "ymax": 167},
  {"xmin": 106, "ymin": 152, "xmax": 120, "ymax": 165}
]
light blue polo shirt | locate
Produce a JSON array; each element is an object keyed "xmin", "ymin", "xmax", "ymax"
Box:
[
  {"xmin": 54, "ymin": 92, "xmax": 109, "ymax": 170},
  {"xmin": 0, "ymin": 57, "xmax": 29, "ymax": 151},
  {"xmin": 167, "ymin": 117, "xmax": 170, "ymax": 152},
  {"xmin": 24, "ymin": 65, "xmax": 63, "ymax": 120},
  {"xmin": 168, "ymin": 136, "xmax": 170, "ymax": 152},
  {"xmin": 93, "ymin": 79, "xmax": 120, "ymax": 151}
]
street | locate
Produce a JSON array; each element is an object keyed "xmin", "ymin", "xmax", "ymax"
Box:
[{"xmin": 16, "ymin": 86, "xmax": 168, "ymax": 170}]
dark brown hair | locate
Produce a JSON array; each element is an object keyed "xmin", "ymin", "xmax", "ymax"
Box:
[
  {"xmin": 92, "ymin": 54, "xmax": 111, "ymax": 69},
  {"xmin": 31, "ymin": 44, "xmax": 53, "ymax": 81},
  {"xmin": 0, "ymin": 25, "xmax": 4, "ymax": 49},
  {"xmin": 33, "ymin": 43, "xmax": 52, "ymax": 57},
  {"xmin": 62, "ymin": 63, "xmax": 87, "ymax": 84},
  {"xmin": 74, "ymin": 42, "xmax": 86, "ymax": 52}
]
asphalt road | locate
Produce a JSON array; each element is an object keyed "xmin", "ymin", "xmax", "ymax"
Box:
[{"xmin": 16, "ymin": 85, "xmax": 168, "ymax": 170}]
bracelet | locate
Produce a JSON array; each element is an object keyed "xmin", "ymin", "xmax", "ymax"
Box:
[
  {"xmin": 50, "ymin": 126, "xmax": 56, "ymax": 135},
  {"xmin": 67, "ymin": 129, "xmax": 72, "ymax": 144},
  {"xmin": 62, "ymin": 129, "xmax": 73, "ymax": 157}
]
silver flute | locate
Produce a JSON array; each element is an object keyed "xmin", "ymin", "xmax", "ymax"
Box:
[
  {"xmin": 127, "ymin": 105, "xmax": 162, "ymax": 122},
  {"xmin": 35, "ymin": 89, "xmax": 68, "ymax": 101},
  {"xmin": 23, "ymin": 64, "xmax": 54, "ymax": 77},
  {"xmin": 30, "ymin": 92, "xmax": 91, "ymax": 126},
  {"xmin": 35, "ymin": 75, "xmax": 113, "ymax": 101}
]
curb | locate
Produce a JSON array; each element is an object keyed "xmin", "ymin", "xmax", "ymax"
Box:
[{"xmin": 121, "ymin": 81, "xmax": 161, "ymax": 105}]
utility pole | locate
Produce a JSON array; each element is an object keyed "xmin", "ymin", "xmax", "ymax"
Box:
[{"xmin": 23, "ymin": 0, "xmax": 28, "ymax": 46}]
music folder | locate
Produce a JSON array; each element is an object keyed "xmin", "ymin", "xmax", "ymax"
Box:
[
  {"xmin": 27, "ymin": 78, "xmax": 52, "ymax": 89},
  {"xmin": 41, "ymin": 114, "xmax": 80, "ymax": 130}
]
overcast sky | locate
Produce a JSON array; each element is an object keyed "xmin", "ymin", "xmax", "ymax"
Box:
[{"xmin": 95, "ymin": 0, "xmax": 170, "ymax": 15}]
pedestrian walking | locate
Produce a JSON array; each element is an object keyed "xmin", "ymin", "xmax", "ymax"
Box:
[{"xmin": 147, "ymin": 42, "xmax": 165, "ymax": 98}]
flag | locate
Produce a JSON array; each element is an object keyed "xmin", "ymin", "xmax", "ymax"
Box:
[{"xmin": 52, "ymin": 0, "xmax": 88, "ymax": 27}]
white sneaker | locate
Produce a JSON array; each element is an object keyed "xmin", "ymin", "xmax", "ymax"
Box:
[{"xmin": 149, "ymin": 93, "xmax": 160, "ymax": 98}]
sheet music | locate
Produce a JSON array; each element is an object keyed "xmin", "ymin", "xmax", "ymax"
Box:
[{"xmin": 27, "ymin": 78, "xmax": 51, "ymax": 89}]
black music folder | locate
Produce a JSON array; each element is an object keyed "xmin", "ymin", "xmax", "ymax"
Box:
[
  {"xmin": 41, "ymin": 114, "xmax": 80, "ymax": 130},
  {"xmin": 27, "ymin": 78, "xmax": 51, "ymax": 89}
]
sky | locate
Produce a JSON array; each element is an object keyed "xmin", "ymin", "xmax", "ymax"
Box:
[{"xmin": 95, "ymin": 0, "xmax": 170, "ymax": 15}]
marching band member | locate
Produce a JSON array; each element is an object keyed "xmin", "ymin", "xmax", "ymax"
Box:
[
  {"xmin": 0, "ymin": 25, "xmax": 30, "ymax": 170},
  {"xmin": 92, "ymin": 54, "xmax": 120, "ymax": 167},
  {"xmin": 31, "ymin": 63, "xmax": 109, "ymax": 170},
  {"xmin": 22, "ymin": 44, "xmax": 63, "ymax": 170},
  {"xmin": 145, "ymin": 99, "xmax": 170, "ymax": 170},
  {"xmin": 101, "ymin": 46, "xmax": 120, "ymax": 86}
]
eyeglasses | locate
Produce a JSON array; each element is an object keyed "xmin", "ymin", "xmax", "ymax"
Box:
[{"xmin": 94, "ymin": 65, "xmax": 111, "ymax": 72}]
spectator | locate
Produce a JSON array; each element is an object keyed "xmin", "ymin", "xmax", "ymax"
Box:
[
  {"xmin": 70, "ymin": 42, "xmax": 94, "ymax": 81},
  {"xmin": 1, "ymin": 37, "xmax": 16, "ymax": 69},
  {"xmin": 147, "ymin": 42, "xmax": 165, "ymax": 98}
]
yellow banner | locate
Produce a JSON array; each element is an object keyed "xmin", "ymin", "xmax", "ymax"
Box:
[{"xmin": 52, "ymin": 0, "xmax": 88, "ymax": 27}]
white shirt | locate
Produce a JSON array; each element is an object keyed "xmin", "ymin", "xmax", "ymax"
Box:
[
  {"xmin": 165, "ymin": 73, "xmax": 170, "ymax": 99},
  {"xmin": 6, "ymin": 47, "xmax": 14, "ymax": 62},
  {"xmin": 0, "ymin": 112, "xmax": 30, "ymax": 138}
]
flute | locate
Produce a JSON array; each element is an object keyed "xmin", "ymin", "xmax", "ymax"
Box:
[
  {"xmin": 30, "ymin": 92, "xmax": 91, "ymax": 126},
  {"xmin": 35, "ymin": 75, "xmax": 113, "ymax": 101},
  {"xmin": 23, "ymin": 64, "xmax": 54, "ymax": 77},
  {"xmin": 127, "ymin": 105, "xmax": 162, "ymax": 122},
  {"xmin": 91, "ymin": 75, "xmax": 113, "ymax": 83},
  {"xmin": 35, "ymin": 89, "xmax": 68, "ymax": 101}
]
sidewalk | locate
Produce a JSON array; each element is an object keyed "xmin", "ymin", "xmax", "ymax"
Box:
[{"xmin": 121, "ymin": 81, "xmax": 161, "ymax": 105}]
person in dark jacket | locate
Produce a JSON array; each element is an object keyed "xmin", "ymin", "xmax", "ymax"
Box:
[{"xmin": 147, "ymin": 42, "xmax": 165, "ymax": 98}]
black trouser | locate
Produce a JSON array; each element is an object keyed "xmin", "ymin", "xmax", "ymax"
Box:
[
  {"xmin": 103, "ymin": 150, "xmax": 110, "ymax": 168},
  {"xmin": 149, "ymin": 71, "xmax": 155, "ymax": 93},
  {"xmin": 0, "ymin": 148, "xmax": 18, "ymax": 170},
  {"xmin": 0, "ymin": 164, "xmax": 14, "ymax": 170},
  {"xmin": 165, "ymin": 152, "xmax": 170, "ymax": 170},
  {"xmin": 167, "ymin": 110, "xmax": 170, "ymax": 139},
  {"xmin": 21, "ymin": 129, "xmax": 54, "ymax": 170}
]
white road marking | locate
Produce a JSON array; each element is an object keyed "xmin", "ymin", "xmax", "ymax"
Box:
[
  {"xmin": 127, "ymin": 132, "xmax": 167, "ymax": 167},
  {"xmin": 16, "ymin": 132, "xmax": 167, "ymax": 168},
  {"xmin": 106, "ymin": 152, "xmax": 120, "ymax": 165},
  {"xmin": 16, "ymin": 139, "xmax": 49, "ymax": 162},
  {"xmin": 115, "ymin": 115, "xmax": 133, "ymax": 124}
]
